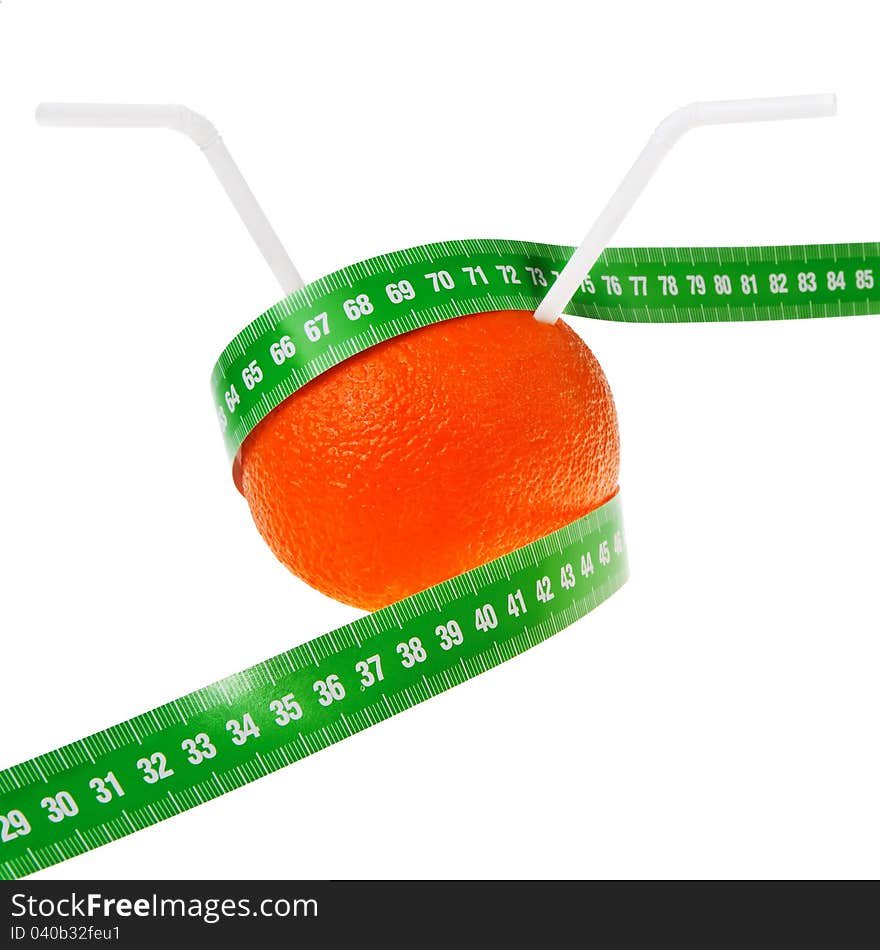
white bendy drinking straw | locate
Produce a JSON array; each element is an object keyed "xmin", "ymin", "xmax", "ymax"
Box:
[
  {"xmin": 35, "ymin": 103, "xmax": 304, "ymax": 296},
  {"xmin": 532, "ymin": 94, "xmax": 838, "ymax": 325}
]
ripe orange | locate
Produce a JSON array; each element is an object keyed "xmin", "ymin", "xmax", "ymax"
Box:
[{"xmin": 238, "ymin": 309, "xmax": 619, "ymax": 610}]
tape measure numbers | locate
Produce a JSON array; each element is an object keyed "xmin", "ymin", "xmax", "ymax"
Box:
[
  {"xmin": 212, "ymin": 239, "xmax": 880, "ymax": 463},
  {"xmin": 0, "ymin": 497, "xmax": 626, "ymax": 880},
  {"xmin": 2, "ymin": 238, "xmax": 877, "ymax": 880}
]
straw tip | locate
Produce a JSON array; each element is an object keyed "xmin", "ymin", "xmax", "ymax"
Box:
[
  {"xmin": 532, "ymin": 304, "xmax": 560, "ymax": 325},
  {"xmin": 34, "ymin": 103, "xmax": 54, "ymax": 125}
]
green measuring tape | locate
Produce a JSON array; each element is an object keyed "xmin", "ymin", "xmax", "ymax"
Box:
[
  {"xmin": 0, "ymin": 500, "xmax": 627, "ymax": 881},
  {"xmin": 211, "ymin": 238, "xmax": 880, "ymax": 463},
  {"xmin": 2, "ymin": 239, "xmax": 877, "ymax": 880}
]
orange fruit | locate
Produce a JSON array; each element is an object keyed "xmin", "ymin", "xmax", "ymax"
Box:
[{"xmin": 238, "ymin": 309, "xmax": 619, "ymax": 610}]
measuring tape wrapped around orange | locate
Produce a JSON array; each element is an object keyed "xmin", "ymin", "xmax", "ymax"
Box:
[{"xmin": 2, "ymin": 95, "xmax": 869, "ymax": 879}]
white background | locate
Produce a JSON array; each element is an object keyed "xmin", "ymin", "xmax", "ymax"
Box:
[{"xmin": 1, "ymin": 0, "xmax": 879, "ymax": 880}]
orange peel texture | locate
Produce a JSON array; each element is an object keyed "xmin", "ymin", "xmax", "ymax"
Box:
[{"xmin": 239, "ymin": 310, "xmax": 620, "ymax": 610}]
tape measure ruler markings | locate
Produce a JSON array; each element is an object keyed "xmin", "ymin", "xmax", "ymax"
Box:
[
  {"xmin": 213, "ymin": 239, "xmax": 880, "ymax": 461},
  {"xmin": 0, "ymin": 496, "xmax": 626, "ymax": 880}
]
